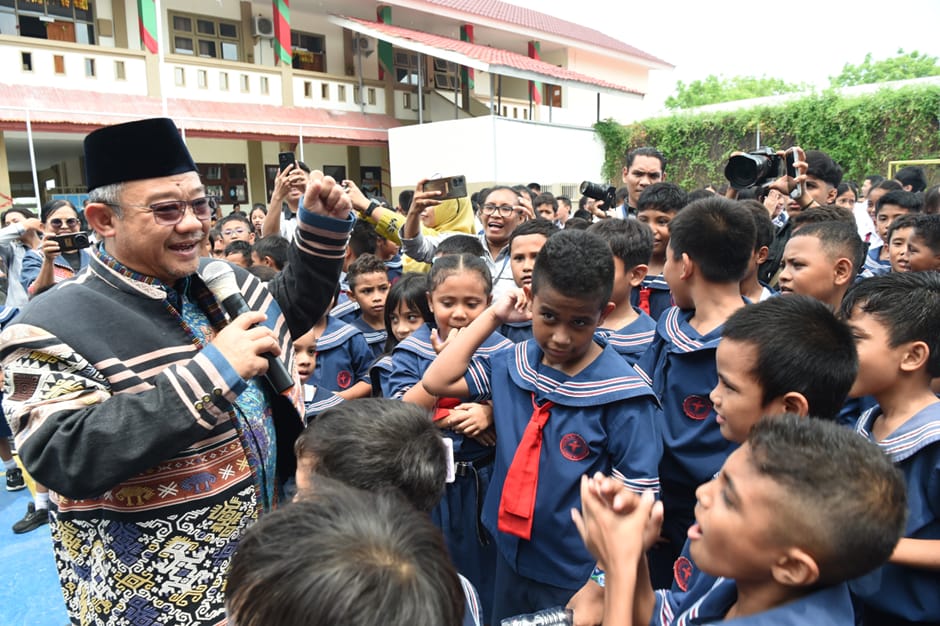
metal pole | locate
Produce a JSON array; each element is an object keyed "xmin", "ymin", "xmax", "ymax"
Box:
[
  {"xmin": 417, "ymin": 53, "xmax": 424, "ymax": 124},
  {"xmin": 155, "ymin": 0, "xmax": 168, "ymax": 117},
  {"xmin": 454, "ymin": 70, "xmax": 459, "ymax": 119},
  {"xmin": 596, "ymin": 93, "xmax": 600, "ymax": 123},
  {"xmin": 489, "ymin": 73, "xmax": 495, "ymax": 114},
  {"xmin": 299, "ymin": 129, "xmax": 304, "ymax": 163},
  {"xmin": 497, "ymin": 74, "xmax": 502, "ymax": 115},
  {"xmin": 25, "ymin": 110, "xmax": 40, "ymax": 203},
  {"xmin": 356, "ymin": 39, "xmax": 365, "ymax": 114}
]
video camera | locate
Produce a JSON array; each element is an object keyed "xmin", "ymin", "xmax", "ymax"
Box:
[
  {"xmin": 724, "ymin": 147, "xmax": 797, "ymax": 190},
  {"xmin": 579, "ymin": 181, "xmax": 616, "ymax": 211}
]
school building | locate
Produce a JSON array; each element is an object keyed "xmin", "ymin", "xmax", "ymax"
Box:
[{"xmin": 0, "ymin": 0, "xmax": 671, "ymax": 211}]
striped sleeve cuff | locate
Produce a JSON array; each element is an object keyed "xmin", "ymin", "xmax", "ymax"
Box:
[
  {"xmin": 165, "ymin": 345, "xmax": 248, "ymax": 428},
  {"xmin": 295, "ymin": 207, "xmax": 354, "ymax": 259}
]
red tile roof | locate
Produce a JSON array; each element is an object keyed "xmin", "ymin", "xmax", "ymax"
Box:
[
  {"xmin": 343, "ymin": 17, "xmax": 644, "ymax": 96},
  {"xmin": 0, "ymin": 84, "xmax": 399, "ymax": 145},
  {"xmin": 391, "ymin": 0, "xmax": 672, "ymax": 67}
]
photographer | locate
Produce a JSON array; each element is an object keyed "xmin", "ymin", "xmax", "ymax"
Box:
[{"xmin": 30, "ymin": 199, "xmax": 91, "ymax": 296}]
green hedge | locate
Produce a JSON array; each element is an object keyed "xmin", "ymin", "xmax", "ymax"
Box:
[{"xmin": 595, "ymin": 85, "xmax": 940, "ymax": 190}]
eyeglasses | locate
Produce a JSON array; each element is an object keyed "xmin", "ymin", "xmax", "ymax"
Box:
[
  {"xmin": 110, "ymin": 196, "xmax": 218, "ymax": 226},
  {"xmin": 222, "ymin": 227, "xmax": 248, "ymax": 237},
  {"xmin": 49, "ymin": 217, "xmax": 80, "ymax": 229},
  {"xmin": 480, "ymin": 204, "xmax": 519, "ymax": 217}
]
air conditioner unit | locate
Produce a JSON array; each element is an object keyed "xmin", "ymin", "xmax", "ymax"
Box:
[
  {"xmin": 351, "ymin": 35, "xmax": 373, "ymax": 57},
  {"xmin": 252, "ymin": 15, "xmax": 275, "ymax": 38}
]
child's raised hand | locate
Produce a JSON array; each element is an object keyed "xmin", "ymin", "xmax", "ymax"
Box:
[
  {"xmin": 492, "ymin": 288, "xmax": 531, "ymax": 324},
  {"xmin": 572, "ymin": 475, "xmax": 658, "ymax": 572},
  {"xmin": 589, "ymin": 474, "xmax": 665, "ymax": 552},
  {"xmin": 429, "ymin": 327, "xmax": 459, "ymax": 354}
]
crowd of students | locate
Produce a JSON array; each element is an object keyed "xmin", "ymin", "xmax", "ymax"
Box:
[
  {"xmin": 3, "ymin": 136, "xmax": 939, "ymax": 625},
  {"xmin": 193, "ymin": 146, "xmax": 940, "ymax": 626}
]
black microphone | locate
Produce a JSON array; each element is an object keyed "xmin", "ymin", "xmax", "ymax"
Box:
[{"xmin": 201, "ymin": 261, "xmax": 294, "ymax": 395}]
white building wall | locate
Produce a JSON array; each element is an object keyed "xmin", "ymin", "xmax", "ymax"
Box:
[{"xmin": 388, "ymin": 116, "xmax": 606, "ymax": 191}]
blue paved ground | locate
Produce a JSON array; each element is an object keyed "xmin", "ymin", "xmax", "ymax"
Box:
[{"xmin": 0, "ymin": 473, "xmax": 70, "ymax": 626}]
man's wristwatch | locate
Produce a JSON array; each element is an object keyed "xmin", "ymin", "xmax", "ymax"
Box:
[{"xmin": 363, "ymin": 199, "xmax": 381, "ymax": 219}]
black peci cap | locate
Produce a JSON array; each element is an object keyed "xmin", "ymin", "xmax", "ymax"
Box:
[{"xmin": 83, "ymin": 117, "xmax": 197, "ymax": 192}]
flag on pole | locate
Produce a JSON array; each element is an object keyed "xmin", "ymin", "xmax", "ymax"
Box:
[
  {"xmin": 377, "ymin": 6, "xmax": 394, "ymax": 80},
  {"xmin": 528, "ymin": 41, "xmax": 543, "ymax": 105},
  {"xmin": 460, "ymin": 25, "xmax": 474, "ymax": 90},
  {"xmin": 273, "ymin": 0, "xmax": 292, "ymax": 66},
  {"xmin": 137, "ymin": 0, "xmax": 158, "ymax": 54}
]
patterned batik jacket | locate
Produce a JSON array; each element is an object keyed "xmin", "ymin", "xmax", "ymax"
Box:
[{"xmin": 0, "ymin": 208, "xmax": 351, "ymax": 625}]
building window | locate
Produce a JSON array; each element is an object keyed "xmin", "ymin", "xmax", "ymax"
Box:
[
  {"xmin": 114, "ymin": 60, "xmax": 125, "ymax": 80},
  {"xmin": 219, "ymin": 72, "xmax": 229, "ymax": 90},
  {"xmin": 367, "ymin": 87, "xmax": 376, "ymax": 105},
  {"xmin": 200, "ymin": 163, "xmax": 247, "ymax": 205},
  {"xmin": 53, "ymin": 54, "xmax": 65, "ymax": 74},
  {"xmin": 337, "ymin": 84, "xmax": 346, "ymax": 102},
  {"xmin": 197, "ymin": 69, "xmax": 207, "ymax": 88},
  {"xmin": 21, "ymin": 51, "xmax": 32, "ymax": 71},
  {"xmin": 174, "ymin": 66, "xmax": 185, "ymax": 86},
  {"xmin": 170, "ymin": 12, "xmax": 239, "ymax": 61},
  {"xmin": 393, "ymin": 49, "xmax": 421, "ymax": 86},
  {"xmin": 291, "ymin": 30, "xmax": 325, "ymax": 72},
  {"xmin": 303, "ymin": 81, "xmax": 312, "ymax": 98},
  {"xmin": 432, "ymin": 58, "xmax": 459, "ymax": 90},
  {"xmin": 260, "ymin": 76, "xmax": 269, "ymax": 94},
  {"xmin": 84, "ymin": 57, "xmax": 95, "ymax": 77},
  {"xmin": 240, "ymin": 74, "xmax": 249, "ymax": 92},
  {"xmin": 321, "ymin": 83, "xmax": 329, "ymax": 100},
  {"xmin": 3, "ymin": 0, "xmax": 96, "ymax": 44}
]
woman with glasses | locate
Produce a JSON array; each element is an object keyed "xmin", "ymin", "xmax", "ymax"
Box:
[{"xmin": 30, "ymin": 199, "xmax": 91, "ymax": 296}]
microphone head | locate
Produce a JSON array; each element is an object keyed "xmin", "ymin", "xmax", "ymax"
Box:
[{"xmin": 201, "ymin": 261, "xmax": 240, "ymax": 301}]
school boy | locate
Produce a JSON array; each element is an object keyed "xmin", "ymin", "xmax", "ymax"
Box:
[
  {"xmin": 588, "ymin": 218, "xmax": 658, "ymax": 368},
  {"xmin": 633, "ymin": 183, "xmax": 688, "ymax": 320},
  {"xmin": 886, "ymin": 214, "xmax": 918, "ymax": 273},
  {"xmin": 501, "ymin": 219, "xmax": 558, "ymax": 343},
  {"xmin": 345, "ymin": 253, "xmax": 390, "ymax": 359},
  {"xmin": 422, "ymin": 230, "xmax": 661, "ymax": 623},
  {"xmin": 841, "ymin": 272, "xmax": 940, "ymax": 624},
  {"xmin": 634, "ymin": 196, "xmax": 755, "ymax": 589},
  {"xmin": 573, "ymin": 415, "xmax": 907, "ymax": 626},
  {"xmin": 566, "ymin": 294, "xmax": 859, "ymax": 623},
  {"xmin": 864, "ymin": 190, "xmax": 923, "ymax": 276},
  {"xmin": 306, "ymin": 302, "xmax": 374, "ymax": 399},
  {"xmin": 906, "ymin": 213, "xmax": 940, "ymax": 272},
  {"xmin": 226, "ymin": 477, "xmax": 466, "ymax": 626},
  {"xmin": 777, "ymin": 220, "xmax": 866, "ymax": 309},
  {"xmin": 293, "ymin": 399, "xmax": 485, "ymax": 626}
]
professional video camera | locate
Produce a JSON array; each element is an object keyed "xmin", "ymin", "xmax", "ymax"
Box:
[
  {"xmin": 579, "ymin": 181, "xmax": 616, "ymax": 211},
  {"xmin": 724, "ymin": 147, "xmax": 797, "ymax": 190}
]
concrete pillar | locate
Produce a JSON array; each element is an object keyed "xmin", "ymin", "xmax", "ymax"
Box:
[
  {"xmin": 247, "ymin": 140, "xmax": 266, "ymax": 206},
  {"xmin": 0, "ymin": 132, "xmax": 11, "ymax": 207}
]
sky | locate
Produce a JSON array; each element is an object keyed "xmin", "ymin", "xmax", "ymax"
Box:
[{"xmin": 509, "ymin": 0, "xmax": 940, "ymax": 114}]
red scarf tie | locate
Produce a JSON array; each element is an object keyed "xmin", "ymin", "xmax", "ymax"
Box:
[
  {"xmin": 638, "ymin": 285, "xmax": 651, "ymax": 315},
  {"xmin": 498, "ymin": 394, "xmax": 555, "ymax": 540}
]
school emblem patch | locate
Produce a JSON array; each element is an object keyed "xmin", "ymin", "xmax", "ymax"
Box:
[
  {"xmin": 682, "ymin": 395, "xmax": 712, "ymax": 421},
  {"xmin": 674, "ymin": 556, "xmax": 693, "ymax": 592},
  {"xmin": 336, "ymin": 370, "xmax": 352, "ymax": 389},
  {"xmin": 560, "ymin": 433, "xmax": 589, "ymax": 461}
]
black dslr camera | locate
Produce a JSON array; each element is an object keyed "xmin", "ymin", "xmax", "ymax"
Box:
[
  {"xmin": 579, "ymin": 181, "xmax": 616, "ymax": 210},
  {"xmin": 724, "ymin": 147, "xmax": 797, "ymax": 190}
]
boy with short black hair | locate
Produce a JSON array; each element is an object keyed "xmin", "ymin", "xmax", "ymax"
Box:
[
  {"xmin": 865, "ymin": 189, "xmax": 923, "ymax": 275},
  {"xmin": 588, "ymin": 218, "xmax": 657, "ymax": 367},
  {"xmin": 635, "ymin": 196, "xmax": 755, "ymax": 588},
  {"xmin": 778, "ymin": 220, "xmax": 865, "ymax": 309},
  {"xmin": 886, "ymin": 213, "xmax": 918, "ymax": 273},
  {"xmin": 226, "ymin": 477, "xmax": 466, "ymax": 626},
  {"xmin": 840, "ymin": 272, "xmax": 940, "ymax": 624},
  {"xmin": 534, "ymin": 192, "xmax": 558, "ymax": 222},
  {"xmin": 293, "ymin": 398, "xmax": 485, "ymax": 626},
  {"xmin": 346, "ymin": 253, "xmax": 391, "ymax": 359},
  {"xmin": 634, "ymin": 182, "xmax": 688, "ymax": 320},
  {"xmin": 574, "ymin": 415, "xmax": 907, "ymax": 626},
  {"xmin": 422, "ymin": 229, "xmax": 660, "ymax": 623},
  {"xmin": 251, "ymin": 234, "xmax": 289, "ymax": 271},
  {"xmin": 906, "ymin": 213, "xmax": 940, "ymax": 272},
  {"xmin": 501, "ymin": 219, "xmax": 558, "ymax": 342},
  {"xmin": 223, "ymin": 239, "xmax": 252, "ymax": 268}
]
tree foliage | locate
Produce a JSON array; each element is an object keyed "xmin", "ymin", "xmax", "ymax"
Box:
[
  {"xmin": 595, "ymin": 85, "xmax": 940, "ymax": 192},
  {"xmin": 664, "ymin": 74, "xmax": 808, "ymax": 110},
  {"xmin": 830, "ymin": 49, "xmax": 940, "ymax": 87}
]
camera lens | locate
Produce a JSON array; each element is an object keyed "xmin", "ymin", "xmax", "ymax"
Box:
[
  {"xmin": 725, "ymin": 153, "xmax": 772, "ymax": 190},
  {"xmin": 580, "ymin": 181, "xmax": 604, "ymax": 199}
]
